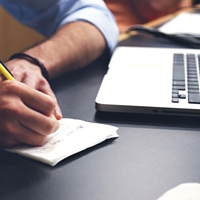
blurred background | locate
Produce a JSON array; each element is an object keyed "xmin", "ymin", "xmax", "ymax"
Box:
[
  {"xmin": 0, "ymin": 6, "xmax": 44, "ymax": 62},
  {"xmin": 0, "ymin": 2, "xmax": 199, "ymax": 62}
]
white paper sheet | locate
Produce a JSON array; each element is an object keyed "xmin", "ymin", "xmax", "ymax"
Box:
[
  {"xmin": 6, "ymin": 118, "xmax": 119, "ymax": 166},
  {"xmin": 159, "ymin": 12, "xmax": 200, "ymax": 36},
  {"xmin": 157, "ymin": 183, "xmax": 200, "ymax": 200}
]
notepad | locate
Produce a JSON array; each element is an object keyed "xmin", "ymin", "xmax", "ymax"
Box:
[{"xmin": 6, "ymin": 118, "xmax": 119, "ymax": 166}]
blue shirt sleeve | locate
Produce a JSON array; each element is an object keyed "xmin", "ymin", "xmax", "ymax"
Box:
[{"xmin": 1, "ymin": 0, "xmax": 119, "ymax": 53}]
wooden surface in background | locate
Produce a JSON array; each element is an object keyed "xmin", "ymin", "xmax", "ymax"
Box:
[
  {"xmin": 0, "ymin": 6, "xmax": 44, "ymax": 61},
  {"xmin": 119, "ymin": 4, "xmax": 200, "ymax": 41}
]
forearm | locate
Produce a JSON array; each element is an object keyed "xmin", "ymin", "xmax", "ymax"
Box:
[
  {"xmin": 25, "ymin": 21, "xmax": 106, "ymax": 79},
  {"xmin": 5, "ymin": 21, "xmax": 106, "ymax": 119}
]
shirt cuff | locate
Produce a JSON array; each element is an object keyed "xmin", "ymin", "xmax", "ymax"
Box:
[{"xmin": 57, "ymin": 7, "xmax": 119, "ymax": 54}]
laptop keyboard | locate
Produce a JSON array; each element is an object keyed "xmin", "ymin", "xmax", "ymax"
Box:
[{"xmin": 172, "ymin": 53, "xmax": 200, "ymax": 104}]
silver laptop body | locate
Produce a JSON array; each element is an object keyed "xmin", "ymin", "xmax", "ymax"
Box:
[{"xmin": 95, "ymin": 46, "xmax": 200, "ymax": 116}]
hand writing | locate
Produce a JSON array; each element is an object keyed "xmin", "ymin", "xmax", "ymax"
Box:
[
  {"xmin": 5, "ymin": 59, "xmax": 62, "ymax": 120},
  {"xmin": 0, "ymin": 80, "xmax": 59, "ymax": 148}
]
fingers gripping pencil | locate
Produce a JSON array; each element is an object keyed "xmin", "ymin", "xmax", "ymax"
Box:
[{"xmin": 0, "ymin": 61, "xmax": 15, "ymax": 81}]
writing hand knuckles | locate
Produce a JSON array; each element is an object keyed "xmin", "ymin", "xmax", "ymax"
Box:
[
  {"xmin": 37, "ymin": 78, "xmax": 53, "ymax": 93},
  {"xmin": 42, "ymin": 97, "xmax": 56, "ymax": 113},
  {"xmin": 11, "ymin": 71, "xmax": 22, "ymax": 79},
  {"xmin": 0, "ymin": 121, "xmax": 15, "ymax": 137},
  {"xmin": 29, "ymin": 136, "xmax": 47, "ymax": 147},
  {"xmin": 42, "ymin": 120, "xmax": 59, "ymax": 135},
  {"xmin": 39, "ymin": 77, "xmax": 47, "ymax": 85},
  {"xmin": 1, "ymin": 99, "xmax": 22, "ymax": 117}
]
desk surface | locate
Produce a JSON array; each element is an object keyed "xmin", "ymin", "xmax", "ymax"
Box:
[{"xmin": 1, "ymin": 33, "xmax": 200, "ymax": 200}]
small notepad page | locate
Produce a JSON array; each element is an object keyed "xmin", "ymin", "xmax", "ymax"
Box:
[{"xmin": 6, "ymin": 118, "xmax": 119, "ymax": 166}]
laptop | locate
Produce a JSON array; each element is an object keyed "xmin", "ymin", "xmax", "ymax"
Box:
[{"xmin": 95, "ymin": 46, "xmax": 200, "ymax": 116}]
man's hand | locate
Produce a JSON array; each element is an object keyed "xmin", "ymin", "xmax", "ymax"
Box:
[
  {"xmin": 5, "ymin": 59, "xmax": 62, "ymax": 120},
  {"xmin": 0, "ymin": 80, "xmax": 59, "ymax": 148}
]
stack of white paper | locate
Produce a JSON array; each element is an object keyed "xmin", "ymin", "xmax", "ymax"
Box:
[
  {"xmin": 159, "ymin": 12, "xmax": 200, "ymax": 36},
  {"xmin": 6, "ymin": 118, "xmax": 119, "ymax": 166}
]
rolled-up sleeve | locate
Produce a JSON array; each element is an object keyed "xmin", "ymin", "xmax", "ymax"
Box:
[{"xmin": 1, "ymin": 0, "xmax": 119, "ymax": 53}]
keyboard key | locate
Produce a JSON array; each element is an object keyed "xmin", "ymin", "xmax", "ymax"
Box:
[
  {"xmin": 188, "ymin": 89, "xmax": 200, "ymax": 94},
  {"xmin": 188, "ymin": 82, "xmax": 199, "ymax": 86},
  {"xmin": 188, "ymin": 85, "xmax": 199, "ymax": 90},
  {"xmin": 187, "ymin": 78, "xmax": 198, "ymax": 82},
  {"xmin": 172, "ymin": 89, "xmax": 179, "ymax": 94},
  {"xmin": 172, "ymin": 93, "xmax": 179, "ymax": 98},
  {"xmin": 172, "ymin": 53, "xmax": 200, "ymax": 104},
  {"xmin": 173, "ymin": 85, "xmax": 185, "ymax": 90},
  {"xmin": 188, "ymin": 93, "xmax": 200, "ymax": 104},
  {"xmin": 173, "ymin": 65, "xmax": 185, "ymax": 81},
  {"xmin": 179, "ymin": 94, "xmax": 186, "ymax": 99},
  {"xmin": 173, "ymin": 80, "xmax": 185, "ymax": 86},
  {"xmin": 172, "ymin": 98, "xmax": 179, "ymax": 103}
]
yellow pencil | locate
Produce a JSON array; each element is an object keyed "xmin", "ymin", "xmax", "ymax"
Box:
[{"xmin": 0, "ymin": 61, "xmax": 15, "ymax": 81}]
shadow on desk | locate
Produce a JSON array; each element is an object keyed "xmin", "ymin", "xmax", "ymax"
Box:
[
  {"xmin": 95, "ymin": 111, "xmax": 200, "ymax": 130},
  {"xmin": 119, "ymin": 32, "xmax": 195, "ymax": 49}
]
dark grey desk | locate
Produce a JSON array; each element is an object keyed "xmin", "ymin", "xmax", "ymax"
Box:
[{"xmin": 1, "ymin": 34, "xmax": 200, "ymax": 200}]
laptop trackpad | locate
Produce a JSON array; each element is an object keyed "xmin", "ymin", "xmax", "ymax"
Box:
[{"xmin": 97, "ymin": 66, "xmax": 171, "ymax": 106}]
